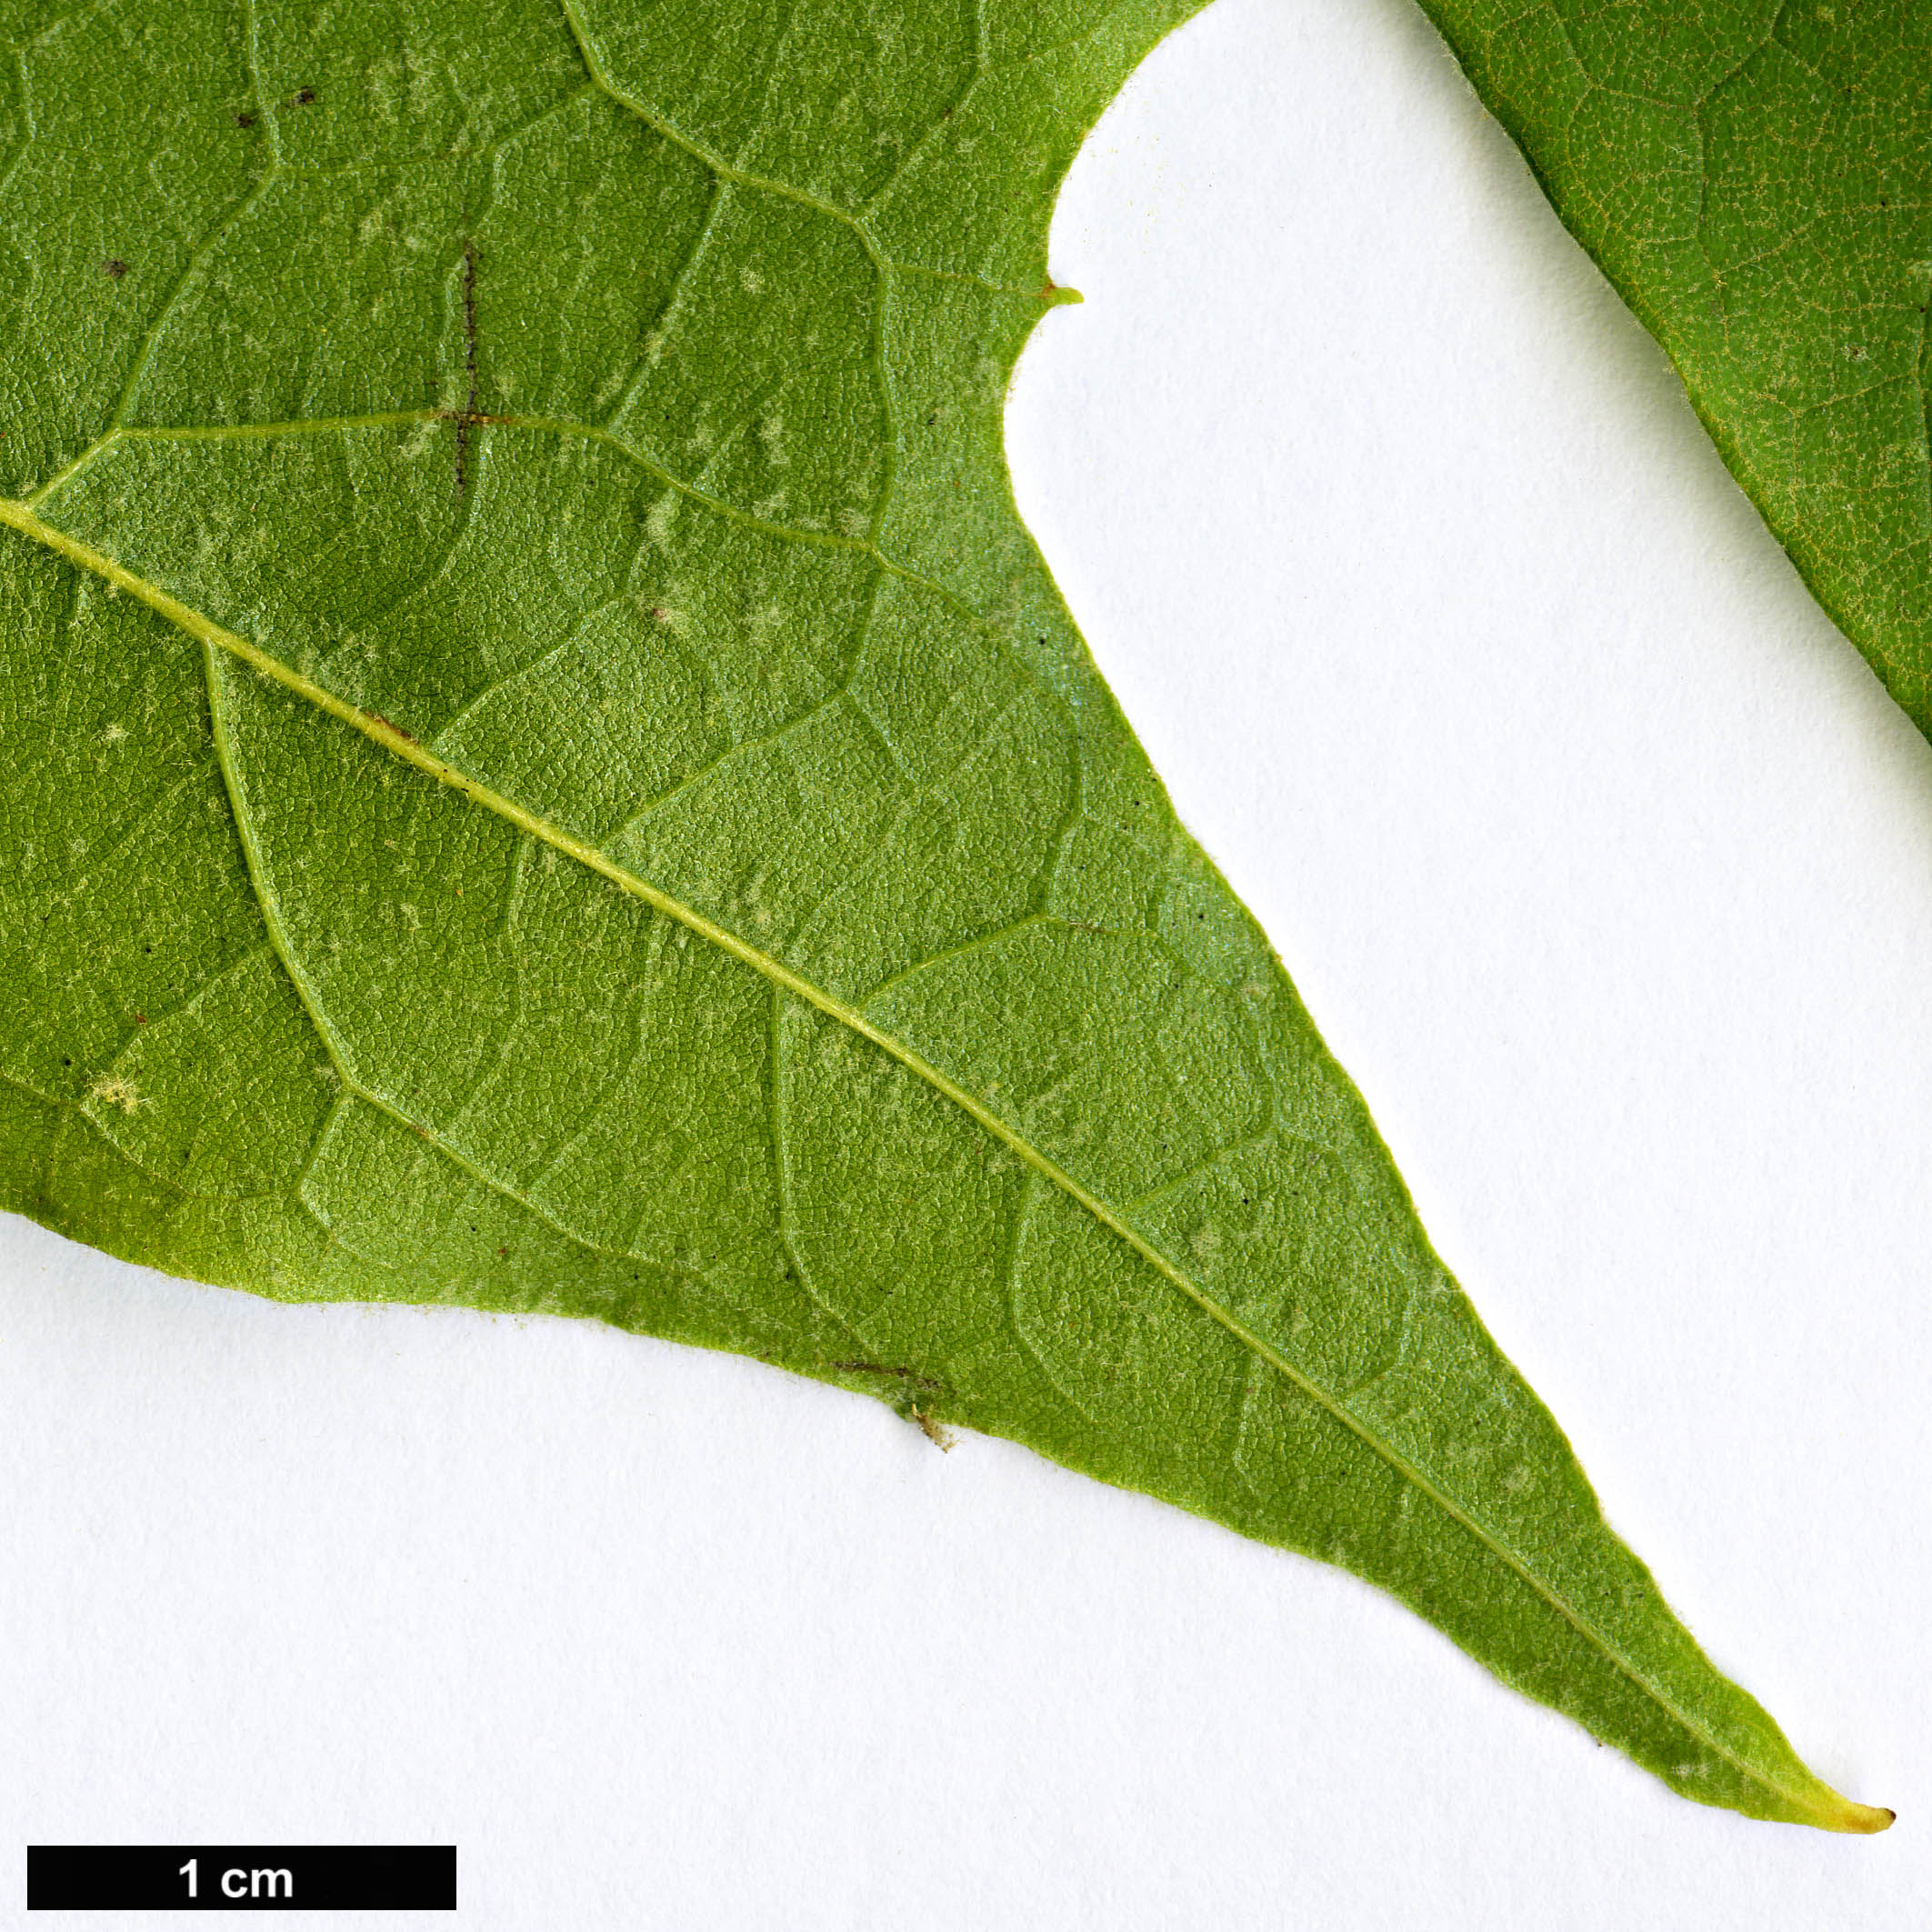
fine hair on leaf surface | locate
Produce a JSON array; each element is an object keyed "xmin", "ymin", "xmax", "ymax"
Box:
[{"xmin": 0, "ymin": 0, "xmax": 1908, "ymax": 1834}]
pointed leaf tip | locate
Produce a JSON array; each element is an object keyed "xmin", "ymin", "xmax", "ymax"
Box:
[
  {"xmin": 1835, "ymin": 1802, "xmax": 1895, "ymax": 1837},
  {"xmin": 1807, "ymin": 1790, "xmax": 1893, "ymax": 1836}
]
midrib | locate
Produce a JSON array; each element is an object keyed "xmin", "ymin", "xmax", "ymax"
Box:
[{"xmin": 0, "ymin": 490, "xmax": 1832, "ymax": 1826}]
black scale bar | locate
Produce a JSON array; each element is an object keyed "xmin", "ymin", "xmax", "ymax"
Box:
[{"xmin": 27, "ymin": 1847, "xmax": 456, "ymax": 1911}]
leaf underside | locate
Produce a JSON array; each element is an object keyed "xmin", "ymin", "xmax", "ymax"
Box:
[{"xmin": 0, "ymin": 0, "xmax": 1906, "ymax": 1831}]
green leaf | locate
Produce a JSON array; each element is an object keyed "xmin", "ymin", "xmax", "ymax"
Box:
[
  {"xmin": 0, "ymin": 0, "xmax": 1893, "ymax": 1832},
  {"xmin": 1417, "ymin": 0, "xmax": 1932, "ymax": 730}
]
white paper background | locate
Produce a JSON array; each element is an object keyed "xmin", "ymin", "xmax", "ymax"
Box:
[{"xmin": 5, "ymin": 0, "xmax": 1927, "ymax": 1923}]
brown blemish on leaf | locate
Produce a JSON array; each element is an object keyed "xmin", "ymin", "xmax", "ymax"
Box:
[
  {"xmin": 103, "ymin": 258, "xmax": 126, "ymax": 280},
  {"xmin": 363, "ymin": 709, "xmax": 415, "ymax": 743},
  {"xmin": 454, "ymin": 239, "xmax": 480, "ymax": 493},
  {"xmin": 830, "ymin": 1359, "xmax": 944, "ymax": 1394}
]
